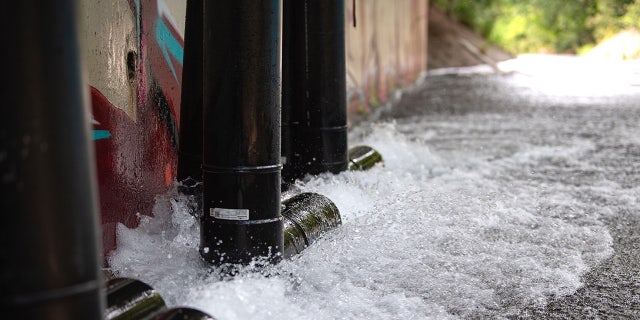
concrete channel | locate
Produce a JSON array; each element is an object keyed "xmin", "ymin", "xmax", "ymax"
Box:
[{"xmin": 375, "ymin": 62, "xmax": 640, "ymax": 319}]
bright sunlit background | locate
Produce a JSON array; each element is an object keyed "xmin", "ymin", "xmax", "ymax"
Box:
[{"xmin": 432, "ymin": 0, "xmax": 640, "ymax": 58}]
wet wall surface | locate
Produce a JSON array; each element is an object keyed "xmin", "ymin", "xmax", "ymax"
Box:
[{"xmin": 380, "ymin": 69, "xmax": 640, "ymax": 319}]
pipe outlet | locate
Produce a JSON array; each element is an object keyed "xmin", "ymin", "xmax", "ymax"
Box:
[
  {"xmin": 153, "ymin": 307, "xmax": 217, "ymax": 320},
  {"xmin": 104, "ymin": 277, "xmax": 166, "ymax": 320},
  {"xmin": 281, "ymin": 192, "xmax": 342, "ymax": 258},
  {"xmin": 348, "ymin": 145, "xmax": 384, "ymax": 171}
]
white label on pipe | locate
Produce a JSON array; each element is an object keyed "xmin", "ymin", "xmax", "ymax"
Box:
[{"xmin": 211, "ymin": 207, "xmax": 250, "ymax": 221}]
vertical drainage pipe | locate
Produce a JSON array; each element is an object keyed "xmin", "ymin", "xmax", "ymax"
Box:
[
  {"xmin": 177, "ymin": 0, "xmax": 204, "ymax": 214},
  {"xmin": 282, "ymin": 0, "xmax": 349, "ymax": 185},
  {"xmin": 200, "ymin": 0, "xmax": 284, "ymax": 266},
  {"xmin": 2, "ymin": 0, "xmax": 104, "ymax": 318}
]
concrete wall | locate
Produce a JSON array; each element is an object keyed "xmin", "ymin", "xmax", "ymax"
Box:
[
  {"xmin": 79, "ymin": 0, "xmax": 428, "ymax": 260},
  {"xmin": 346, "ymin": 0, "xmax": 429, "ymax": 115}
]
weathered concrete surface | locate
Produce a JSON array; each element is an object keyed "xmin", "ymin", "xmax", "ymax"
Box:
[{"xmin": 377, "ymin": 68, "xmax": 640, "ymax": 319}]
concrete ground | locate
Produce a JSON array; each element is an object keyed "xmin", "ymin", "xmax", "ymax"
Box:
[{"xmin": 374, "ymin": 66, "xmax": 640, "ymax": 319}]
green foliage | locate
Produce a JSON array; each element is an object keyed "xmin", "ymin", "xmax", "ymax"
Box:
[
  {"xmin": 588, "ymin": 0, "xmax": 635, "ymax": 40},
  {"xmin": 433, "ymin": 0, "xmax": 640, "ymax": 54}
]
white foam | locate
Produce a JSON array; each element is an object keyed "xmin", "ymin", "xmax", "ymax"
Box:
[
  {"xmin": 109, "ymin": 118, "xmax": 617, "ymax": 319},
  {"xmin": 105, "ymin": 55, "xmax": 640, "ymax": 319}
]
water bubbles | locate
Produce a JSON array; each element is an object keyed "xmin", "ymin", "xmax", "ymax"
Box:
[{"xmin": 107, "ymin": 69, "xmax": 625, "ymax": 319}]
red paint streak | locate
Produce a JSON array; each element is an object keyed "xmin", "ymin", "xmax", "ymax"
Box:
[{"xmin": 90, "ymin": 1, "xmax": 183, "ymax": 262}]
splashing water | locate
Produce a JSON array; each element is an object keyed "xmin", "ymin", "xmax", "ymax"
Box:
[
  {"xmin": 109, "ymin": 126, "xmax": 615, "ymax": 319},
  {"xmin": 108, "ymin": 56, "xmax": 640, "ymax": 319}
]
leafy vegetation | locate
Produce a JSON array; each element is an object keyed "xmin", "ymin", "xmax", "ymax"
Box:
[{"xmin": 432, "ymin": 0, "xmax": 640, "ymax": 55}]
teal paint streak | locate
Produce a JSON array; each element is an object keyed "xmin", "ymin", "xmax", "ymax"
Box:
[
  {"xmin": 135, "ymin": 0, "xmax": 141, "ymax": 56},
  {"xmin": 156, "ymin": 17, "xmax": 184, "ymax": 82},
  {"xmin": 93, "ymin": 130, "xmax": 112, "ymax": 140}
]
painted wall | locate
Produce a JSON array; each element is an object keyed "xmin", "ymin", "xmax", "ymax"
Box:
[
  {"xmin": 80, "ymin": 0, "xmax": 428, "ymax": 261},
  {"xmin": 81, "ymin": 0, "xmax": 184, "ymax": 257}
]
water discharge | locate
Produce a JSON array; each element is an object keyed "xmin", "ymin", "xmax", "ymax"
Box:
[{"xmin": 109, "ymin": 55, "xmax": 640, "ymax": 319}]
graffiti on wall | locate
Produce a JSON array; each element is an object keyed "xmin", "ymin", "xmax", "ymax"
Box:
[
  {"xmin": 81, "ymin": 0, "xmax": 428, "ymax": 260},
  {"xmin": 82, "ymin": 0, "xmax": 184, "ymax": 256}
]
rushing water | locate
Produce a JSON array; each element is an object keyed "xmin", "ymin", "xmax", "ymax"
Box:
[{"xmin": 109, "ymin": 55, "xmax": 640, "ymax": 319}]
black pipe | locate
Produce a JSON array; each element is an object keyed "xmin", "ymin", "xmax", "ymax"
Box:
[
  {"xmin": 201, "ymin": 0, "xmax": 284, "ymax": 266},
  {"xmin": 282, "ymin": 193, "xmax": 342, "ymax": 258},
  {"xmin": 153, "ymin": 307, "xmax": 218, "ymax": 320},
  {"xmin": 348, "ymin": 145, "xmax": 384, "ymax": 171},
  {"xmin": 282, "ymin": 0, "xmax": 349, "ymax": 184},
  {"xmin": 177, "ymin": 0, "xmax": 204, "ymax": 214},
  {"xmin": 1, "ymin": 0, "xmax": 104, "ymax": 318},
  {"xmin": 177, "ymin": 0, "xmax": 203, "ymax": 184},
  {"xmin": 104, "ymin": 277, "xmax": 218, "ymax": 320},
  {"xmin": 104, "ymin": 278, "xmax": 166, "ymax": 320}
]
